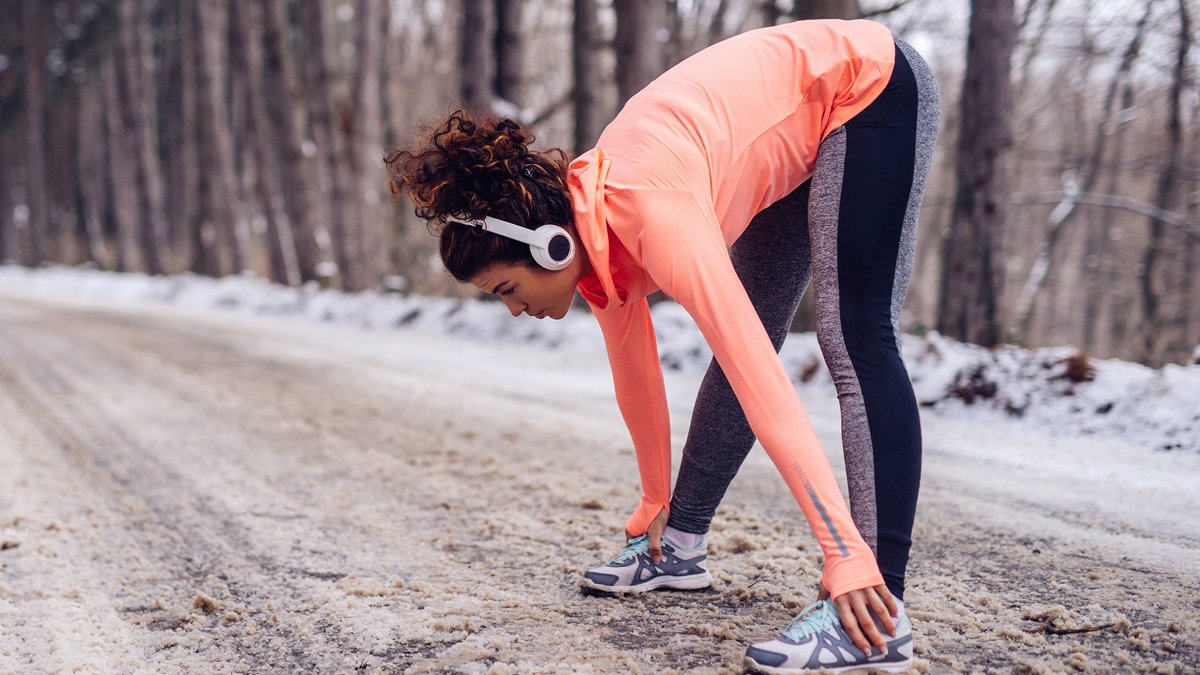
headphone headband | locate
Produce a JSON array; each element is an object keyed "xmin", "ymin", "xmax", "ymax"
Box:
[
  {"xmin": 447, "ymin": 216, "xmax": 544, "ymax": 247},
  {"xmin": 445, "ymin": 215, "xmax": 576, "ymax": 272}
]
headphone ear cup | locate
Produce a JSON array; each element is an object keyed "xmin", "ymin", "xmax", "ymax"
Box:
[{"xmin": 531, "ymin": 225, "xmax": 575, "ymax": 271}]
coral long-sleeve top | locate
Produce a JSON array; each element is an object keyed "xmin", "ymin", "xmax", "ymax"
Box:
[{"xmin": 566, "ymin": 19, "xmax": 897, "ymax": 598}]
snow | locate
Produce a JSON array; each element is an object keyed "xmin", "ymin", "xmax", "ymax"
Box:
[
  {"xmin": 2, "ymin": 263, "xmax": 1196, "ymax": 454},
  {"xmin": 0, "ymin": 266, "xmax": 1197, "ymax": 673}
]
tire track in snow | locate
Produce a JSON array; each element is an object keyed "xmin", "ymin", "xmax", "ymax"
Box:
[
  {"xmin": 0, "ymin": 302, "xmax": 368, "ymax": 672},
  {"xmin": 1, "ymin": 291, "xmax": 1197, "ymax": 673},
  {"xmin": 0, "ymin": 297, "xmax": 441, "ymax": 667}
]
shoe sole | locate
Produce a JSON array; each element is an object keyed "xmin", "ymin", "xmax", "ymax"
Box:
[
  {"xmin": 581, "ymin": 571, "xmax": 713, "ymax": 594},
  {"xmin": 743, "ymin": 655, "xmax": 913, "ymax": 674}
]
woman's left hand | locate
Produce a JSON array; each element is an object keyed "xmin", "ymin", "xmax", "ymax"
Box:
[{"xmin": 625, "ymin": 506, "xmax": 669, "ymax": 563}]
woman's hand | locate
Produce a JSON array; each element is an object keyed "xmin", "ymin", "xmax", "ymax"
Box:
[
  {"xmin": 624, "ymin": 506, "xmax": 669, "ymax": 563},
  {"xmin": 831, "ymin": 584, "xmax": 898, "ymax": 657}
]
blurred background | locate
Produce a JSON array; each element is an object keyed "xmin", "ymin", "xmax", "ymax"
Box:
[{"xmin": 0, "ymin": 0, "xmax": 1196, "ymax": 366}]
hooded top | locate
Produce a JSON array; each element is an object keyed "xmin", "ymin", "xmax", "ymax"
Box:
[{"xmin": 566, "ymin": 19, "xmax": 896, "ymax": 599}]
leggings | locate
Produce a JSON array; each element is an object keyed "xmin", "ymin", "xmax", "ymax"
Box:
[{"xmin": 665, "ymin": 40, "xmax": 940, "ymax": 602}]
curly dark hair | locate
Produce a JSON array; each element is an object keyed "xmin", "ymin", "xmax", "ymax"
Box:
[{"xmin": 385, "ymin": 109, "xmax": 573, "ymax": 282}]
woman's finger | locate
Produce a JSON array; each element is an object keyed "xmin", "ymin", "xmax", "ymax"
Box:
[
  {"xmin": 648, "ymin": 529, "xmax": 662, "ymax": 563},
  {"xmin": 833, "ymin": 595, "xmax": 871, "ymax": 655},
  {"xmin": 876, "ymin": 583, "xmax": 899, "ymax": 619},
  {"xmin": 850, "ymin": 592, "xmax": 888, "ymax": 656},
  {"xmin": 866, "ymin": 588, "xmax": 897, "ymax": 638}
]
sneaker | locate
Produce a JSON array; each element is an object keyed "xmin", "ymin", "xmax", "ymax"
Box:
[
  {"xmin": 744, "ymin": 598, "xmax": 913, "ymax": 674},
  {"xmin": 581, "ymin": 533, "xmax": 712, "ymax": 593}
]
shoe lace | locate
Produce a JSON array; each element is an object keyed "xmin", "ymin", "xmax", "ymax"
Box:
[
  {"xmin": 782, "ymin": 599, "xmax": 838, "ymax": 642},
  {"xmin": 611, "ymin": 534, "xmax": 649, "ymax": 564}
]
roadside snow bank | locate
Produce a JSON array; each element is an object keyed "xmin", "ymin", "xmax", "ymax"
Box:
[{"xmin": 2, "ymin": 263, "xmax": 1195, "ymax": 452}]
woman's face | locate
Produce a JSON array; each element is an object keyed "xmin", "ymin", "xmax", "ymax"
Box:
[{"xmin": 469, "ymin": 243, "xmax": 590, "ymax": 320}]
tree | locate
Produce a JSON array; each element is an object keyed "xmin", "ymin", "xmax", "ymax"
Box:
[
  {"xmin": 1139, "ymin": 0, "xmax": 1193, "ymax": 365},
  {"xmin": 791, "ymin": 0, "xmax": 862, "ymax": 20},
  {"xmin": 613, "ymin": 0, "xmax": 665, "ymax": 107},
  {"xmin": 347, "ymin": 0, "xmax": 389, "ymax": 290},
  {"xmin": 938, "ymin": 0, "xmax": 1016, "ymax": 346},
  {"xmin": 573, "ymin": 0, "xmax": 602, "ymax": 152},
  {"xmin": 258, "ymin": 0, "xmax": 323, "ymax": 282},
  {"xmin": 21, "ymin": 0, "xmax": 49, "ymax": 265},
  {"xmin": 230, "ymin": 0, "xmax": 300, "ymax": 286},
  {"xmin": 461, "ymin": 0, "xmax": 496, "ymax": 110},
  {"xmin": 192, "ymin": 1, "xmax": 243, "ymax": 276},
  {"xmin": 117, "ymin": 0, "xmax": 167, "ymax": 275},
  {"xmin": 100, "ymin": 43, "xmax": 137, "ymax": 272},
  {"xmin": 495, "ymin": 0, "xmax": 525, "ymax": 108},
  {"xmin": 1009, "ymin": 0, "xmax": 1153, "ymax": 342},
  {"xmin": 299, "ymin": 0, "xmax": 355, "ymax": 288}
]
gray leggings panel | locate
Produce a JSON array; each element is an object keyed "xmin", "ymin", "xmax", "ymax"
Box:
[{"xmin": 666, "ymin": 182, "xmax": 814, "ymax": 532}]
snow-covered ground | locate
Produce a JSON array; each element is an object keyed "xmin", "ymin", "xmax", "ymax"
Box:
[
  {"xmin": 0, "ymin": 265, "xmax": 1198, "ymax": 673},
  {"xmin": 2, "ymin": 264, "xmax": 1196, "ymax": 455}
]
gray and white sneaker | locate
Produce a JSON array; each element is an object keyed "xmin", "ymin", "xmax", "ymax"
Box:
[
  {"xmin": 581, "ymin": 533, "xmax": 712, "ymax": 593},
  {"xmin": 744, "ymin": 598, "xmax": 913, "ymax": 674}
]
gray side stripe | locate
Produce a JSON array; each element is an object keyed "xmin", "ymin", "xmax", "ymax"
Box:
[
  {"xmin": 805, "ymin": 481, "xmax": 850, "ymax": 558},
  {"xmin": 808, "ymin": 124, "xmax": 878, "ymax": 554},
  {"xmin": 891, "ymin": 38, "xmax": 942, "ymax": 348}
]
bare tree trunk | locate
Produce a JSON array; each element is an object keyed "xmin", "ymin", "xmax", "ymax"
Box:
[
  {"xmin": 1140, "ymin": 0, "xmax": 1192, "ymax": 365},
  {"xmin": 196, "ymin": 1, "xmax": 245, "ymax": 275},
  {"xmin": 298, "ymin": 0, "xmax": 357, "ymax": 289},
  {"xmin": 573, "ymin": 0, "xmax": 602, "ymax": 153},
  {"xmin": 1185, "ymin": 172, "xmax": 1198, "ymax": 363},
  {"xmin": 159, "ymin": 1, "xmax": 188, "ymax": 271},
  {"xmin": 461, "ymin": 0, "xmax": 496, "ymax": 110},
  {"xmin": 45, "ymin": 76, "xmax": 75, "ymax": 262},
  {"xmin": 762, "ymin": 0, "xmax": 783, "ymax": 26},
  {"xmin": 937, "ymin": 0, "xmax": 1015, "ymax": 346},
  {"xmin": 259, "ymin": 0, "xmax": 322, "ymax": 283},
  {"xmin": 76, "ymin": 73, "xmax": 112, "ymax": 267},
  {"xmin": 116, "ymin": 0, "xmax": 167, "ymax": 275},
  {"xmin": 0, "ymin": 133, "xmax": 9, "ymax": 262},
  {"xmin": 1082, "ymin": 82, "xmax": 1134, "ymax": 354},
  {"xmin": 495, "ymin": 0, "xmax": 525, "ymax": 108},
  {"xmin": 791, "ymin": 0, "xmax": 863, "ymax": 20},
  {"xmin": 708, "ymin": 0, "xmax": 731, "ymax": 44},
  {"xmin": 231, "ymin": 0, "xmax": 300, "ymax": 286},
  {"xmin": 100, "ymin": 53, "xmax": 136, "ymax": 272},
  {"xmin": 175, "ymin": 0, "xmax": 200, "ymax": 271},
  {"xmin": 190, "ymin": 2, "xmax": 227, "ymax": 276},
  {"xmin": 21, "ymin": 0, "xmax": 49, "ymax": 265},
  {"xmin": 1187, "ymin": 82, "xmax": 1200, "ymax": 360},
  {"xmin": 348, "ymin": 0, "xmax": 388, "ymax": 289},
  {"xmin": 613, "ymin": 0, "xmax": 665, "ymax": 107}
]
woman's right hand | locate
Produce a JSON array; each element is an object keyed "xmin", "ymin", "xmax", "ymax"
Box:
[{"xmin": 830, "ymin": 584, "xmax": 898, "ymax": 657}]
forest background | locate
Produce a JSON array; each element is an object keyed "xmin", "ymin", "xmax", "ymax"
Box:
[{"xmin": 0, "ymin": 0, "xmax": 1197, "ymax": 366}]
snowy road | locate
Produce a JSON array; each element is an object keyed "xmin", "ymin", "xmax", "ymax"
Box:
[{"xmin": 0, "ymin": 290, "xmax": 1197, "ymax": 674}]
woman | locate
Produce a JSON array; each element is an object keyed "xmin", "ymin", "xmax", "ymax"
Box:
[{"xmin": 388, "ymin": 18, "xmax": 938, "ymax": 674}]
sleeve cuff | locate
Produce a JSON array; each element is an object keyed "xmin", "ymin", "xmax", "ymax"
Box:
[
  {"xmin": 822, "ymin": 558, "xmax": 886, "ymax": 599},
  {"xmin": 624, "ymin": 498, "xmax": 670, "ymax": 537}
]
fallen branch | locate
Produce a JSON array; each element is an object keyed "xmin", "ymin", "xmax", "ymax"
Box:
[{"xmin": 1011, "ymin": 191, "xmax": 1200, "ymax": 240}]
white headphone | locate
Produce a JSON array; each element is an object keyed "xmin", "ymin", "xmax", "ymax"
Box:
[{"xmin": 446, "ymin": 216, "xmax": 576, "ymax": 271}]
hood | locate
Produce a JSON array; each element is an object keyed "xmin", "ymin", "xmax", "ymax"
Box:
[{"xmin": 567, "ymin": 146, "xmax": 620, "ymax": 310}]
